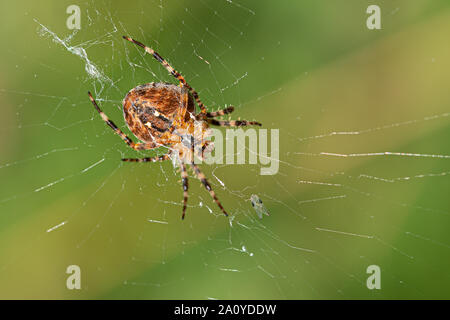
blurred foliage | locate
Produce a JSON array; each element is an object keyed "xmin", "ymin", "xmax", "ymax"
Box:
[{"xmin": 0, "ymin": 0, "xmax": 449, "ymax": 299}]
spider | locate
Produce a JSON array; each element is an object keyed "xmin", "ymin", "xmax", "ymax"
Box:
[{"xmin": 88, "ymin": 36, "xmax": 261, "ymax": 219}]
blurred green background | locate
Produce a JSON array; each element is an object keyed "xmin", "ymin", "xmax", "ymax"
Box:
[{"xmin": 0, "ymin": 0, "xmax": 449, "ymax": 299}]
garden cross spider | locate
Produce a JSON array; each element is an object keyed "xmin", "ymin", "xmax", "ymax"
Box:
[{"xmin": 88, "ymin": 36, "xmax": 261, "ymax": 219}]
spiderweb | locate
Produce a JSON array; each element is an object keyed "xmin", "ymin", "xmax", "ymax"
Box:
[{"xmin": 0, "ymin": 0, "xmax": 450, "ymax": 299}]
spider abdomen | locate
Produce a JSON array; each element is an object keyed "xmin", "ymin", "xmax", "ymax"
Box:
[{"xmin": 122, "ymin": 82, "xmax": 194, "ymax": 142}]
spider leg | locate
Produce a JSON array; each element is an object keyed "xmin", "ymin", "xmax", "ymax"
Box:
[
  {"xmin": 180, "ymin": 163, "xmax": 189, "ymax": 220},
  {"xmin": 121, "ymin": 153, "xmax": 171, "ymax": 162},
  {"xmin": 88, "ymin": 92, "xmax": 157, "ymax": 150},
  {"xmin": 189, "ymin": 162, "xmax": 228, "ymax": 217},
  {"xmin": 123, "ymin": 36, "xmax": 208, "ymax": 115},
  {"xmin": 196, "ymin": 106, "xmax": 235, "ymax": 120},
  {"xmin": 207, "ymin": 119, "xmax": 262, "ymax": 127}
]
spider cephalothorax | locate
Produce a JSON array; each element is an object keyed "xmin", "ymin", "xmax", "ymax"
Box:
[{"xmin": 88, "ymin": 36, "xmax": 261, "ymax": 219}]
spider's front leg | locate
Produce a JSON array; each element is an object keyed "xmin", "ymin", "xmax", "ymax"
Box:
[{"xmin": 123, "ymin": 36, "xmax": 208, "ymax": 115}]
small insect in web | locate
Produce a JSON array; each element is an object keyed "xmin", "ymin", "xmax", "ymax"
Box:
[
  {"xmin": 88, "ymin": 36, "xmax": 261, "ymax": 219},
  {"xmin": 250, "ymin": 194, "xmax": 270, "ymax": 219}
]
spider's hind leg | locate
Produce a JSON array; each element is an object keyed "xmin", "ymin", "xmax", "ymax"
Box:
[{"xmin": 190, "ymin": 162, "xmax": 228, "ymax": 217}]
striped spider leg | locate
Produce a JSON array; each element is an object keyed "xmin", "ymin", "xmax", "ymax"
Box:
[
  {"xmin": 123, "ymin": 35, "xmax": 261, "ymax": 128},
  {"xmin": 203, "ymin": 104, "xmax": 262, "ymax": 127},
  {"xmin": 89, "ymin": 91, "xmax": 225, "ymax": 219},
  {"xmin": 89, "ymin": 36, "xmax": 262, "ymax": 220},
  {"xmin": 123, "ymin": 36, "xmax": 208, "ymax": 116},
  {"xmin": 190, "ymin": 162, "xmax": 228, "ymax": 217}
]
